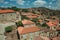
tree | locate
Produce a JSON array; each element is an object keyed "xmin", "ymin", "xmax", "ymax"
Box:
[
  {"xmin": 32, "ymin": 11, "xmax": 36, "ymax": 14},
  {"xmin": 31, "ymin": 18, "xmax": 38, "ymax": 23},
  {"xmin": 5, "ymin": 26, "xmax": 12, "ymax": 32},
  {"xmin": 11, "ymin": 6, "xmax": 20, "ymax": 11},
  {"xmin": 41, "ymin": 23, "xmax": 49, "ymax": 28},
  {"xmin": 36, "ymin": 22, "xmax": 40, "ymax": 25},
  {"xmin": 57, "ymin": 30, "xmax": 60, "ymax": 34},
  {"xmin": 31, "ymin": 18, "xmax": 40, "ymax": 25},
  {"xmin": 21, "ymin": 15, "xmax": 29, "ymax": 20},
  {"xmin": 22, "ymin": 9, "xmax": 29, "ymax": 12},
  {"xmin": 16, "ymin": 21, "xmax": 23, "ymax": 27},
  {"xmin": 52, "ymin": 18, "xmax": 55, "ymax": 20}
]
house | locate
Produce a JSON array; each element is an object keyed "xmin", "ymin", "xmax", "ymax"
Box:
[
  {"xmin": 17, "ymin": 26, "xmax": 40, "ymax": 40},
  {"xmin": 47, "ymin": 30, "xmax": 58, "ymax": 37},
  {"xmin": 52, "ymin": 37, "xmax": 60, "ymax": 40},
  {"xmin": 34, "ymin": 36, "xmax": 44, "ymax": 40},
  {"xmin": 0, "ymin": 9, "xmax": 21, "ymax": 22},
  {"xmin": 0, "ymin": 22, "xmax": 17, "ymax": 40},
  {"xmin": 26, "ymin": 15, "xmax": 38, "ymax": 20},
  {"xmin": 46, "ymin": 20, "xmax": 59, "ymax": 30},
  {"xmin": 36, "ymin": 14, "xmax": 44, "ymax": 19},
  {"xmin": 38, "ymin": 19, "xmax": 44, "ymax": 25},
  {"xmin": 34, "ymin": 36, "xmax": 50, "ymax": 40},
  {"xmin": 21, "ymin": 12, "xmax": 33, "ymax": 16},
  {"xmin": 17, "ymin": 23, "xmax": 58, "ymax": 40},
  {"xmin": 0, "ymin": 22, "xmax": 16, "ymax": 34},
  {"xmin": 26, "ymin": 13, "xmax": 44, "ymax": 20},
  {"xmin": 39, "ymin": 28, "xmax": 58, "ymax": 37},
  {"xmin": 56, "ymin": 27, "xmax": 60, "ymax": 35},
  {"xmin": 22, "ymin": 19, "xmax": 36, "ymax": 27},
  {"xmin": 50, "ymin": 16, "xmax": 59, "ymax": 20}
]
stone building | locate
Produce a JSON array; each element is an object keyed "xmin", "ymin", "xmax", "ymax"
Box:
[
  {"xmin": 17, "ymin": 26, "xmax": 40, "ymax": 40},
  {"xmin": 0, "ymin": 9, "xmax": 21, "ymax": 22}
]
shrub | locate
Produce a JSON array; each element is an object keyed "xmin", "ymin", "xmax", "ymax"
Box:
[
  {"xmin": 21, "ymin": 15, "xmax": 29, "ymax": 20},
  {"xmin": 16, "ymin": 21, "xmax": 23, "ymax": 27},
  {"xmin": 41, "ymin": 23, "xmax": 49, "ymax": 28},
  {"xmin": 22, "ymin": 9, "xmax": 29, "ymax": 12},
  {"xmin": 5, "ymin": 26, "xmax": 12, "ymax": 32},
  {"xmin": 31, "ymin": 18, "xmax": 38, "ymax": 23}
]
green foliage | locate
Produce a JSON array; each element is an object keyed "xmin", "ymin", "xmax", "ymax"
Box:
[
  {"xmin": 21, "ymin": 15, "xmax": 29, "ymax": 20},
  {"xmin": 31, "ymin": 18, "xmax": 38, "ymax": 22},
  {"xmin": 47, "ymin": 16, "xmax": 50, "ymax": 19},
  {"xmin": 57, "ymin": 30, "xmax": 60, "ymax": 34},
  {"xmin": 22, "ymin": 9, "xmax": 29, "ymax": 12},
  {"xmin": 36, "ymin": 22, "xmax": 40, "ymax": 25},
  {"xmin": 41, "ymin": 23, "xmax": 49, "ymax": 27},
  {"xmin": 5, "ymin": 26, "xmax": 12, "ymax": 32},
  {"xmin": 11, "ymin": 6, "xmax": 20, "ymax": 11},
  {"xmin": 32, "ymin": 11, "xmax": 36, "ymax": 14},
  {"xmin": 52, "ymin": 18, "xmax": 55, "ymax": 20},
  {"xmin": 16, "ymin": 21, "xmax": 23, "ymax": 27},
  {"xmin": 31, "ymin": 18, "xmax": 39, "ymax": 25}
]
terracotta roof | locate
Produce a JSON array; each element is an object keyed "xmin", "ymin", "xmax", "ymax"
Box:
[
  {"xmin": 52, "ymin": 37, "xmax": 60, "ymax": 40},
  {"xmin": 21, "ymin": 12, "xmax": 33, "ymax": 16},
  {"xmin": 38, "ymin": 19, "xmax": 43, "ymax": 22},
  {"xmin": 34, "ymin": 36, "xmax": 44, "ymax": 40},
  {"xmin": 46, "ymin": 20, "xmax": 59, "ymax": 27},
  {"xmin": 26, "ymin": 15, "xmax": 37, "ymax": 19},
  {"xmin": 35, "ymin": 14, "xmax": 42, "ymax": 17},
  {"xmin": 21, "ymin": 12, "xmax": 41, "ymax": 16},
  {"xmin": 22, "ymin": 19, "xmax": 34, "ymax": 25},
  {"xmin": 18, "ymin": 26, "xmax": 40, "ymax": 34},
  {"xmin": 26, "ymin": 14, "xmax": 42, "ymax": 19},
  {"xmin": 56, "ymin": 27, "xmax": 60, "ymax": 30},
  {"xmin": 34, "ymin": 36, "xmax": 50, "ymax": 40},
  {"xmin": 0, "ymin": 9, "xmax": 15, "ymax": 13},
  {"xmin": 41, "ymin": 28, "xmax": 56, "ymax": 33},
  {"xmin": 51, "ymin": 16, "xmax": 57, "ymax": 18}
]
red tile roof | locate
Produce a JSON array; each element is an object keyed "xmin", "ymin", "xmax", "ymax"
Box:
[
  {"xmin": 56, "ymin": 27, "xmax": 60, "ymax": 30},
  {"xmin": 18, "ymin": 26, "xmax": 40, "ymax": 34},
  {"xmin": 26, "ymin": 14, "xmax": 42, "ymax": 19},
  {"xmin": 51, "ymin": 16, "xmax": 57, "ymax": 18},
  {"xmin": 52, "ymin": 37, "xmax": 60, "ymax": 40},
  {"xmin": 21, "ymin": 12, "xmax": 41, "ymax": 16},
  {"xmin": 46, "ymin": 20, "xmax": 59, "ymax": 27},
  {"xmin": 0, "ymin": 9, "xmax": 15, "ymax": 13},
  {"xmin": 34, "ymin": 36, "xmax": 44, "ymax": 40},
  {"xmin": 26, "ymin": 15, "xmax": 38, "ymax": 19},
  {"xmin": 22, "ymin": 19, "xmax": 34, "ymax": 25},
  {"xmin": 34, "ymin": 36, "xmax": 50, "ymax": 40},
  {"xmin": 21, "ymin": 12, "xmax": 33, "ymax": 16},
  {"xmin": 38, "ymin": 19, "xmax": 43, "ymax": 22}
]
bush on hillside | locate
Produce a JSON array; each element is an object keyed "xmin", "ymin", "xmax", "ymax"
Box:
[
  {"xmin": 16, "ymin": 21, "xmax": 23, "ymax": 27},
  {"xmin": 5, "ymin": 26, "xmax": 12, "ymax": 32}
]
